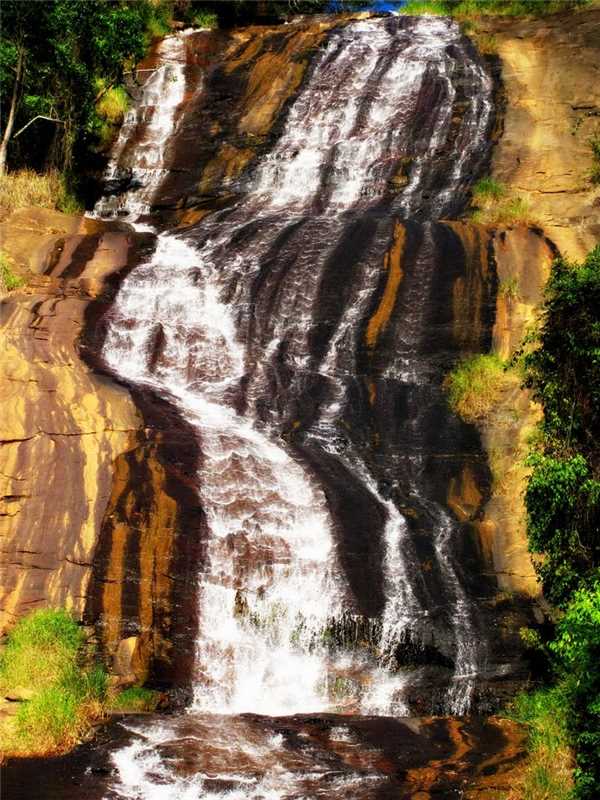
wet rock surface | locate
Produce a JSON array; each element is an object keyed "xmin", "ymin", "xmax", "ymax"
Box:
[{"xmin": 2, "ymin": 712, "xmax": 527, "ymax": 800}]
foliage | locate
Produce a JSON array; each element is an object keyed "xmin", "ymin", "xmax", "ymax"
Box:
[
  {"xmin": 522, "ymin": 245, "xmax": 600, "ymax": 797},
  {"xmin": 471, "ymin": 185, "xmax": 533, "ymax": 225},
  {"xmin": 0, "ymin": 251, "xmax": 24, "ymax": 292},
  {"xmin": 499, "ymin": 276, "xmax": 520, "ymax": 299},
  {"xmin": 550, "ymin": 582, "xmax": 600, "ymax": 796},
  {"xmin": 506, "ymin": 685, "xmax": 573, "ymax": 800},
  {"xmin": 0, "ymin": 168, "xmax": 82, "ymax": 214},
  {"xmin": 399, "ymin": 0, "xmax": 591, "ymax": 17},
  {"xmin": 445, "ymin": 353, "xmax": 517, "ymax": 422},
  {"xmin": 399, "ymin": 0, "xmax": 448, "ymax": 13},
  {"xmin": 187, "ymin": 7, "xmax": 219, "ymax": 28},
  {"xmin": 0, "ymin": 609, "xmax": 107, "ymax": 755},
  {"xmin": 473, "ymin": 176, "xmax": 505, "ymax": 201},
  {"xmin": 0, "ymin": 1, "xmax": 170, "ymax": 172},
  {"xmin": 523, "ymin": 247, "xmax": 600, "ymax": 607},
  {"xmin": 110, "ymin": 686, "xmax": 161, "ymax": 712}
]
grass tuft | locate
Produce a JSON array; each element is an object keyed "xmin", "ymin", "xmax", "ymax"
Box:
[
  {"xmin": 0, "ymin": 169, "xmax": 83, "ymax": 215},
  {"xmin": 505, "ymin": 685, "xmax": 574, "ymax": 800},
  {"xmin": 498, "ymin": 276, "xmax": 520, "ymax": 299},
  {"xmin": 0, "ymin": 609, "xmax": 107, "ymax": 756},
  {"xmin": 399, "ymin": 0, "xmax": 591, "ymax": 19},
  {"xmin": 109, "ymin": 686, "xmax": 161, "ymax": 712},
  {"xmin": 470, "ymin": 176, "xmax": 533, "ymax": 225},
  {"xmin": 473, "ymin": 176, "xmax": 506, "ymax": 201},
  {"xmin": 399, "ymin": 0, "xmax": 448, "ymax": 13},
  {"xmin": 190, "ymin": 8, "xmax": 219, "ymax": 29},
  {"xmin": 96, "ymin": 85, "xmax": 129, "ymax": 125},
  {"xmin": 445, "ymin": 353, "xmax": 517, "ymax": 422}
]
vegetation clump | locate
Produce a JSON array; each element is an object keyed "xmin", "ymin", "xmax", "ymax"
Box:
[
  {"xmin": 445, "ymin": 353, "xmax": 518, "ymax": 422},
  {"xmin": 0, "ymin": 168, "xmax": 82, "ymax": 215},
  {"xmin": 469, "ymin": 177, "xmax": 533, "ymax": 225},
  {"xmin": 0, "ymin": 251, "xmax": 24, "ymax": 292},
  {"xmin": 0, "ymin": 609, "xmax": 107, "ymax": 755},
  {"xmin": 507, "ymin": 685, "xmax": 573, "ymax": 800},
  {"xmin": 517, "ymin": 245, "xmax": 600, "ymax": 798},
  {"xmin": 400, "ymin": 0, "xmax": 591, "ymax": 17},
  {"xmin": 109, "ymin": 686, "xmax": 161, "ymax": 713}
]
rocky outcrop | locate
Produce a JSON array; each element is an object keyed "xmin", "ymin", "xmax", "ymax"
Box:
[
  {"xmin": 446, "ymin": 222, "xmax": 557, "ymax": 599},
  {"xmin": 0, "ymin": 208, "xmax": 142, "ymax": 629},
  {"xmin": 484, "ymin": 8, "xmax": 600, "ymax": 260},
  {"xmin": 0, "ymin": 208, "xmax": 204, "ymax": 690}
]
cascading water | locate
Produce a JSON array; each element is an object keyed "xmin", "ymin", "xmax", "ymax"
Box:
[{"xmin": 90, "ymin": 13, "xmax": 498, "ymax": 797}]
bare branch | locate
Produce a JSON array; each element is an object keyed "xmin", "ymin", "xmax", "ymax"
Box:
[{"xmin": 13, "ymin": 115, "xmax": 65, "ymax": 139}]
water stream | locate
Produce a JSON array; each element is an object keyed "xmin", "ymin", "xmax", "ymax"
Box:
[{"xmin": 91, "ymin": 14, "xmax": 497, "ymax": 797}]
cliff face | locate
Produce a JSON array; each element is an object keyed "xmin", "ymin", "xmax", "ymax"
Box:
[
  {"xmin": 485, "ymin": 8, "xmax": 600, "ymax": 259},
  {"xmin": 0, "ymin": 208, "xmax": 143, "ymax": 632},
  {"xmin": 0, "ymin": 209, "xmax": 204, "ymax": 688},
  {"xmin": 0, "ymin": 9, "xmax": 598, "ymax": 693}
]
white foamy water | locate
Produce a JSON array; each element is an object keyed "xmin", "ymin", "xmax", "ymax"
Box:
[
  {"xmin": 94, "ymin": 32, "xmax": 193, "ymax": 220},
  {"xmin": 103, "ymin": 231, "xmax": 348, "ymax": 716}
]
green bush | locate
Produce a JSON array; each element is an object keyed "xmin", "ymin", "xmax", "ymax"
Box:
[
  {"xmin": 445, "ymin": 353, "xmax": 516, "ymax": 421},
  {"xmin": 522, "ymin": 245, "xmax": 600, "ymax": 797},
  {"xmin": 0, "ymin": 251, "xmax": 24, "ymax": 292},
  {"xmin": 399, "ymin": 0, "xmax": 591, "ymax": 18},
  {"xmin": 0, "ymin": 608, "xmax": 83, "ymax": 693},
  {"xmin": 507, "ymin": 685, "xmax": 573, "ymax": 800},
  {"xmin": 551, "ymin": 582, "xmax": 600, "ymax": 796},
  {"xmin": 190, "ymin": 8, "xmax": 219, "ymax": 28}
]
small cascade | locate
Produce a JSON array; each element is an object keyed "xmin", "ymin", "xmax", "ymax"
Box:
[
  {"xmin": 93, "ymin": 32, "xmax": 192, "ymax": 221},
  {"xmin": 91, "ymin": 13, "xmax": 500, "ymax": 797}
]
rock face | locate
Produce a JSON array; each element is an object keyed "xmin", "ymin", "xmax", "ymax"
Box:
[
  {"xmin": 0, "ymin": 209, "xmax": 142, "ymax": 630},
  {"xmin": 0, "ymin": 209, "xmax": 203, "ymax": 689},
  {"xmin": 486, "ymin": 8, "xmax": 600, "ymax": 259}
]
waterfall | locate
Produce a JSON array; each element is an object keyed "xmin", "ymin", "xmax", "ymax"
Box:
[{"xmin": 92, "ymin": 13, "xmax": 495, "ymax": 797}]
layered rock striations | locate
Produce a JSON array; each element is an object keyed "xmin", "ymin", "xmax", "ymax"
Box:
[{"xmin": 0, "ymin": 8, "xmax": 598, "ymax": 701}]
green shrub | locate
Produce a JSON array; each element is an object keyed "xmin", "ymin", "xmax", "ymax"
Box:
[
  {"xmin": 399, "ymin": 0, "xmax": 448, "ymax": 13},
  {"xmin": 523, "ymin": 245, "xmax": 600, "ymax": 797},
  {"xmin": 0, "ymin": 608, "xmax": 83, "ymax": 694},
  {"xmin": 0, "ymin": 251, "xmax": 24, "ymax": 292},
  {"xmin": 96, "ymin": 85, "xmax": 129, "ymax": 125},
  {"xmin": 445, "ymin": 353, "xmax": 516, "ymax": 421},
  {"xmin": 551, "ymin": 582, "xmax": 600, "ymax": 796},
  {"xmin": 110, "ymin": 686, "xmax": 160, "ymax": 712},
  {"xmin": 190, "ymin": 8, "xmax": 219, "ymax": 29},
  {"xmin": 399, "ymin": 0, "xmax": 591, "ymax": 18},
  {"xmin": 499, "ymin": 276, "xmax": 520, "ymax": 299},
  {"xmin": 15, "ymin": 686, "xmax": 82, "ymax": 753}
]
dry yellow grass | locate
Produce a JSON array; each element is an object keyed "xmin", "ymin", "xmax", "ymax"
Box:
[{"xmin": 0, "ymin": 169, "xmax": 82, "ymax": 215}]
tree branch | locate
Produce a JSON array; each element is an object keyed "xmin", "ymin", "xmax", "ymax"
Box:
[{"xmin": 12, "ymin": 115, "xmax": 66, "ymax": 139}]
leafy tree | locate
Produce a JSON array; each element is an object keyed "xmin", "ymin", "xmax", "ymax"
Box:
[
  {"xmin": 524, "ymin": 246, "xmax": 600, "ymax": 796},
  {"xmin": 524, "ymin": 246, "xmax": 600, "ymax": 608},
  {"xmin": 0, "ymin": 0, "xmax": 164, "ymax": 174},
  {"xmin": 551, "ymin": 582, "xmax": 600, "ymax": 798}
]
